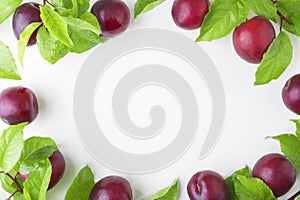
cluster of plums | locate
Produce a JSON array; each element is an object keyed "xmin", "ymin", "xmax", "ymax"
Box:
[
  {"xmin": 172, "ymin": 0, "xmax": 300, "ymax": 116},
  {"xmin": 13, "ymin": 0, "xmax": 130, "ymax": 44},
  {"xmin": 13, "ymin": 0, "xmax": 210, "ymax": 40},
  {"xmin": 13, "ymin": 0, "xmax": 276, "ymax": 65},
  {"xmin": 0, "ymin": 86, "xmax": 132, "ymax": 198},
  {"xmin": 171, "ymin": 0, "xmax": 275, "ymax": 64},
  {"xmin": 71, "ymin": 151, "xmax": 298, "ymax": 200},
  {"xmin": 187, "ymin": 153, "xmax": 296, "ymax": 199}
]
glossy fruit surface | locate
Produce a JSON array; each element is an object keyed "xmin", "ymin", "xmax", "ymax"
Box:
[
  {"xmin": 233, "ymin": 16, "xmax": 275, "ymax": 64},
  {"xmin": 91, "ymin": 0, "xmax": 130, "ymax": 37},
  {"xmin": 252, "ymin": 153, "xmax": 296, "ymax": 197},
  {"xmin": 0, "ymin": 86, "xmax": 39, "ymax": 125},
  {"xmin": 282, "ymin": 74, "xmax": 300, "ymax": 114},
  {"xmin": 89, "ymin": 175, "xmax": 132, "ymax": 200},
  {"xmin": 48, "ymin": 150, "xmax": 66, "ymax": 190},
  {"xmin": 12, "ymin": 2, "xmax": 42, "ymax": 46},
  {"xmin": 171, "ymin": 0, "xmax": 209, "ymax": 30},
  {"xmin": 187, "ymin": 170, "xmax": 229, "ymax": 200}
]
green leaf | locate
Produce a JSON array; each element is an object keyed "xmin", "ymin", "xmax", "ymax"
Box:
[
  {"xmin": 65, "ymin": 165, "xmax": 95, "ymax": 200},
  {"xmin": 255, "ymin": 31, "xmax": 292, "ymax": 85},
  {"xmin": 23, "ymin": 160, "xmax": 52, "ymax": 200},
  {"xmin": 0, "ymin": 41, "xmax": 21, "ymax": 80},
  {"xmin": 291, "ymin": 119, "xmax": 300, "ymax": 138},
  {"xmin": 196, "ymin": 0, "xmax": 249, "ymax": 42},
  {"xmin": 0, "ymin": 173, "xmax": 18, "ymax": 194},
  {"xmin": 62, "ymin": 16, "xmax": 100, "ymax": 35},
  {"xmin": 134, "ymin": 0, "xmax": 166, "ymax": 20},
  {"xmin": 0, "ymin": 0, "xmax": 22, "ymax": 24},
  {"xmin": 68, "ymin": 25, "xmax": 105, "ymax": 54},
  {"xmin": 72, "ymin": 0, "xmax": 90, "ymax": 17},
  {"xmin": 18, "ymin": 22, "xmax": 42, "ymax": 66},
  {"xmin": 277, "ymin": 0, "xmax": 300, "ymax": 16},
  {"xmin": 225, "ymin": 166, "xmax": 252, "ymax": 200},
  {"xmin": 242, "ymin": 0, "xmax": 278, "ymax": 22},
  {"xmin": 277, "ymin": 6, "xmax": 300, "ymax": 37},
  {"xmin": 50, "ymin": 0, "xmax": 67, "ymax": 8},
  {"xmin": 40, "ymin": 4, "xmax": 73, "ymax": 47},
  {"xmin": 13, "ymin": 192, "xmax": 25, "ymax": 200},
  {"xmin": 55, "ymin": 7, "xmax": 76, "ymax": 17},
  {"xmin": 64, "ymin": 10, "xmax": 106, "ymax": 53},
  {"xmin": 268, "ymin": 134, "xmax": 300, "ymax": 172},
  {"xmin": 51, "ymin": 0, "xmax": 73, "ymax": 16},
  {"xmin": 79, "ymin": 12, "xmax": 101, "ymax": 30},
  {"xmin": 0, "ymin": 123, "xmax": 27, "ymax": 173},
  {"xmin": 234, "ymin": 175, "xmax": 276, "ymax": 200},
  {"xmin": 37, "ymin": 26, "xmax": 70, "ymax": 64},
  {"xmin": 148, "ymin": 178, "xmax": 179, "ymax": 200},
  {"xmin": 19, "ymin": 136, "xmax": 57, "ymax": 174},
  {"xmin": 52, "ymin": 0, "xmax": 89, "ymax": 17}
]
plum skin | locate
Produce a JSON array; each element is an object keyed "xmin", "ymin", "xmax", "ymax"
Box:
[
  {"xmin": 171, "ymin": 0, "xmax": 209, "ymax": 30},
  {"xmin": 12, "ymin": 2, "xmax": 42, "ymax": 46},
  {"xmin": 91, "ymin": 0, "xmax": 130, "ymax": 38},
  {"xmin": 187, "ymin": 170, "xmax": 229, "ymax": 200},
  {"xmin": 282, "ymin": 74, "xmax": 300, "ymax": 114},
  {"xmin": 48, "ymin": 150, "xmax": 66, "ymax": 190},
  {"xmin": 0, "ymin": 86, "xmax": 39, "ymax": 125},
  {"xmin": 252, "ymin": 153, "xmax": 296, "ymax": 197},
  {"xmin": 233, "ymin": 16, "xmax": 275, "ymax": 64},
  {"xmin": 89, "ymin": 175, "xmax": 132, "ymax": 200}
]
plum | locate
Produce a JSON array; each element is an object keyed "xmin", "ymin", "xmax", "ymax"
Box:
[
  {"xmin": 233, "ymin": 16, "xmax": 275, "ymax": 64},
  {"xmin": 12, "ymin": 2, "xmax": 42, "ymax": 46},
  {"xmin": 252, "ymin": 153, "xmax": 296, "ymax": 197},
  {"xmin": 91, "ymin": 0, "xmax": 130, "ymax": 37},
  {"xmin": 48, "ymin": 150, "xmax": 65, "ymax": 190},
  {"xmin": 187, "ymin": 170, "xmax": 229, "ymax": 200},
  {"xmin": 282, "ymin": 74, "xmax": 300, "ymax": 114},
  {"xmin": 89, "ymin": 175, "xmax": 132, "ymax": 200},
  {"xmin": 171, "ymin": 0, "xmax": 209, "ymax": 30},
  {"xmin": 0, "ymin": 86, "xmax": 39, "ymax": 125}
]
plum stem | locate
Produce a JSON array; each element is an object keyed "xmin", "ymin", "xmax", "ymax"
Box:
[
  {"xmin": 43, "ymin": 0, "xmax": 55, "ymax": 7},
  {"xmin": 288, "ymin": 189, "xmax": 300, "ymax": 200}
]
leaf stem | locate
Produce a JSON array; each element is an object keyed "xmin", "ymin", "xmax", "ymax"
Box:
[
  {"xmin": 277, "ymin": 10, "xmax": 292, "ymax": 29},
  {"xmin": 288, "ymin": 189, "xmax": 300, "ymax": 200},
  {"xmin": 5, "ymin": 173, "xmax": 23, "ymax": 194}
]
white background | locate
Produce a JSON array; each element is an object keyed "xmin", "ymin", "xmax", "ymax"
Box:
[{"xmin": 0, "ymin": 0, "xmax": 300, "ymax": 199}]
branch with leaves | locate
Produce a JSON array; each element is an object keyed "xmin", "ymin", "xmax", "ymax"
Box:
[{"xmin": 0, "ymin": 0, "xmax": 104, "ymax": 81}]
